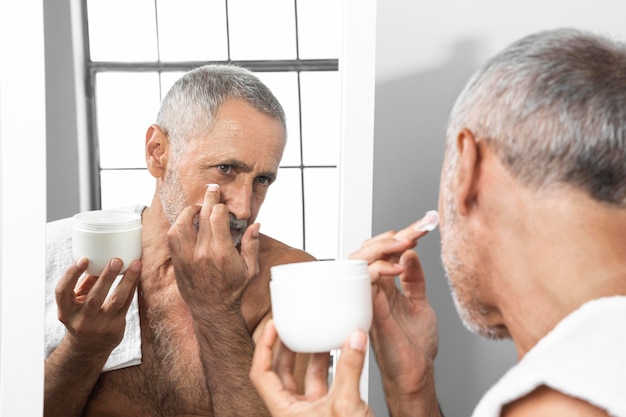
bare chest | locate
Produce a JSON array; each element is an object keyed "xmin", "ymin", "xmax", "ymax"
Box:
[{"xmin": 85, "ymin": 285, "xmax": 212, "ymax": 417}]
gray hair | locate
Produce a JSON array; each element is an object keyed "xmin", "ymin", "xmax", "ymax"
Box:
[
  {"xmin": 446, "ymin": 28, "xmax": 626, "ymax": 205},
  {"xmin": 156, "ymin": 64, "xmax": 286, "ymax": 160}
]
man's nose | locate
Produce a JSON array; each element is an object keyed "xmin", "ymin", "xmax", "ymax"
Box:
[{"xmin": 223, "ymin": 180, "xmax": 253, "ymax": 220}]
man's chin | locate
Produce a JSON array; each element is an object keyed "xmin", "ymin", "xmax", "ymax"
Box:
[{"xmin": 230, "ymin": 229, "xmax": 244, "ymax": 248}]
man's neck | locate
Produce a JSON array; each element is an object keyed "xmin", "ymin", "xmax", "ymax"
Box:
[
  {"xmin": 137, "ymin": 199, "xmax": 178, "ymax": 288},
  {"xmin": 492, "ymin": 189, "xmax": 626, "ymax": 357}
]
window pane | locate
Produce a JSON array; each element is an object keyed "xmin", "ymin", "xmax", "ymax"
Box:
[
  {"xmin": 228, "ymin": 0, "xmax": 297, "ymax": 60},
  {"xmin": 257, "ymin": 167, "xmax": 304, "ymax": 250},
  {"xmin": 300, "ymin": 71, "xmax": 340, "ymax": 166},
  {"xmin": 160, "ymin": 71, "xmax": 187, "ymax": 101},
  {"xmin": 255, "ymin": 72, "xmax": 301, "ymax": 167},
  {"xmin": 96, "ymin": 72, "xmax": 160, "ymax": 169},
  {"xmin": 100, "ymin": 169, "xmax": 154, "ymax": 209},
  {"xmin": 87, "ymin": 0, "xmax": 157, "ymax": 62},
  {"xmin": 156, "ymin": 0, "xmax": 228, "ymax": 61},
  {"xmin": 304, "ymin": 167, "xmax": 338, "ymax": 259},
  {"xmin": 297, "ymin": 0, "xmax": 342, "ymax": 59}
]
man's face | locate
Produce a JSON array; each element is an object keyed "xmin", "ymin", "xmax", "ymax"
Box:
[
  {"xmin": 159, "ymin": 98, "xmax": 285, "ymax": 246},
  {"xmin": 438, "ymin": 153, "xmax": 509, "ymax": 340}
]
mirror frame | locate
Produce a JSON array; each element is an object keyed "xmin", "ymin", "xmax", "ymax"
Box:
[
  {"xmin": 0, "ymin": 0, "xmax": 376, "ymax": 414},
  {"xmin": 337, "ymin": 0, "xmax": 377, "ymax": 399},
  {"xmin": 0, "ymin": 0, "xmax": 47, "ymax": 415}
]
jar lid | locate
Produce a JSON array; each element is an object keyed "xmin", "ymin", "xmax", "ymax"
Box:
[
  {"xmin": 270, "ymin": 259, "xmax": 368, "ymax": 282},
  {"xmin": 73, "ymin": 210, "xmax": 142, "ymax": 233}
]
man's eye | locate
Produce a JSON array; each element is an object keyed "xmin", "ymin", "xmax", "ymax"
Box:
[
  {"xmin": 257, "ymin": 176, "xmax": 271, "ymax": 186},
  {"xmin": 218, "ymin": 165, "xmax": 232, "ymax": 174}
]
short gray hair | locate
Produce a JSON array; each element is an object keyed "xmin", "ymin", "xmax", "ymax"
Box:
[
  {"xmin": 446, "ymin": 28, "xmax": 626, "ymax": 205},
  {"xmin": 156, "ymin": 64, "xmax": 286, "ymax": 159}
]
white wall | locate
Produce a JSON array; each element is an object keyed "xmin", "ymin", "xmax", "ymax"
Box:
[
  {"xmin": 0, "ymin": 0, "xmax": 46, "ymax": 415},
  {"xmin": 371, "ymin": 2, "xmax": 626, "ymax": 416}
]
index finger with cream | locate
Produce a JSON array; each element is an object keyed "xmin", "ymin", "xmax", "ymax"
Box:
[{"xmin": 393, "ymin": 210, "xmax": 439, "ymax": 243}]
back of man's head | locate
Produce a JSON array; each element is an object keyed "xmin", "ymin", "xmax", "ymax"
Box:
[{"xmin": 445, "ymin": 28, "xmax": 626, "ymax": 206}]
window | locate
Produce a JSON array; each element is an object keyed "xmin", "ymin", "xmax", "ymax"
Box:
[{"xmin": 84, "ymin": 0, "xmax": 342, "ymax": 259}]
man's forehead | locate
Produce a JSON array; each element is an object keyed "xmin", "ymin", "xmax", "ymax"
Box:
[{"xmin": 193, "ymin": 140, "xmax": 282, "ymax": 170}]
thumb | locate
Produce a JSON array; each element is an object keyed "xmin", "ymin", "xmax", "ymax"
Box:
[
  {"xmin": 330, "ymin": 330, "xmax": 368, "ymax": 400},
  {"xmin": 241, "ymin": 223, "xmax": 261, "ymax": 277}
]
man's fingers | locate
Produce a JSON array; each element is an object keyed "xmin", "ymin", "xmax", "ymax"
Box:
[
  {"xmin": 73, "ymin": 274, "xmax": 99, "ymax": 300},
  {"xmin": 272, "ymin": 326, "xmax": 299, "ymax": 393},
  {"xmin": 303, "ymin": 352, "xmax": 330, "ymax": 399},
  {"xmin": 352, "ymin": 211, "xmax": 439, "ymax": 264},
  {"xmin": 196, "ymin": 183, "xmax": 223, "ymax": 247},
  {"xmin": 240, "ymin": 223, "xmax": 261, "ymax": 278},
  {"xmin": 55, "ymin": 257, "xmax": 89, "ymax": 306},
  {"xmin": 398, "ymin": 251, "xmax": 427, "ymax": 300},
  {"xmin": 167, "ymin": 204, "xmax": 202, "ymax": 255},
  {"xmin": 393, "ymin": 210, "xmax": 439, "ymax": 243},
  {"xmin": 350, "ymin": 238, "xmax": 412, "ymax": 264},
  {"xmin": 330, "ymin": 330, "xmax": 368, "ymax": 400},
  {"xmin": 102, "ymin": 259, "xmax": 142, "ymax": 314},
  {"xmin": 250, "ymin": 320, "xmax": 294, "ymax": 410},
  {"xmin": 365, "ymin": 260, "xmax": 406, "ymax": 284},
  {"xmin": 250, "ymin": 320, "xmax": 278, "ymax": 384},
  {"xmin": 199, "ymin": 183, "xmax": 220, "ymax": 221},
  {"xmin": 83, "ymin": 258, "xmax": 123, "ymax": 314}
]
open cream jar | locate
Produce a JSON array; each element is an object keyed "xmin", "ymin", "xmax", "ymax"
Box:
[
  {"xmin": 72, "ymin": 210, "xmax": 142, "ymax": 276},
  {"xmin": 270, "ymin": 260, "xmax": 373, "ymax": 353}
]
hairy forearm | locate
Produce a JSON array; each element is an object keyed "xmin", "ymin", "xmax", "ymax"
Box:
[
  {"xmin": 384, "ymin": 378, "xmax": 443, "ymax": 417},
  {"xmin": 44, "ymin": 337, "xmax": 109, "ymax": 417},
  {"xmin": 193, "ymin": 307, "xmax": 271, "ymax": 417},
  {"xmin": 386, "ymin": 397, "xmax": 444, "ymax": 417}
]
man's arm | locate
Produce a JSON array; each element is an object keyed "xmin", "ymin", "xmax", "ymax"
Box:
[
  {"xmin": 249, "ymin": 212, "xmax": 443, "ymax": 417},
  {"xmin": 168, "ymin": 185, "xmax": 315, "ymax": 415},
  {"xmin": 166, "ymin": 185, "xmax": 275, "ymax": 415},
  {"xmin": 350, "ymin": 212, "xmax": 443, "ymax": 417},
  {"xmin": 45, "ymin": 335, "xmax": 110, "ymax": 416},
  {"xmin": 191, "ymin": 303, "xmax": 271, "ymax": 416},
  {"xmin": 44, "ymin": 257, "xmax": 141, "ymax": 417}
]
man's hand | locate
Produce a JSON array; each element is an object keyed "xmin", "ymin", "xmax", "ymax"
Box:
[
  {"xmin": 350, "ymin": 211, "xmax": 443, "ymax": 417},
  {"xmin": 250, "ymin": 320, "xmax": 375, "ymax": 417},
  {"xmin": 55, "ymin": 256, "xmax": 141, "ymax": 355},
  {"xmin": 46, "ymin": 256, "xmax": 141, "ymax": 417},
  {"xmin": 167, "ymin": 183, "xmax": 260, "ymax": 312},
  {"xmin": 166, "ymin": 183, "xmax": 269, "ymax": 416}
]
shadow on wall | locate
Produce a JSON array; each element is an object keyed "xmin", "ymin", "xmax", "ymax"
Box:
[{"xmin": 370, "ymin": 38, "xmax": 518, "ymax": 417}]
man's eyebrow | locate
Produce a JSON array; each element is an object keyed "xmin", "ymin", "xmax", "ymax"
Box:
[
  {"xmin": 202, "ymin": 158, "xmax": 250, "ymax": 170},
  {"xmin": 208, "ymin": 159, "xmax": 278, "ymax": 180},
  {"xmin": 222, "ymin": 159, "xmax": 252, "ymax": 171}
]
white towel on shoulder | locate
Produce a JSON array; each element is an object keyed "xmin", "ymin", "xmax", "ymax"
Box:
[
  {"xmin": 45, "ymin": 206, "xmax": 144, "ymax": 372},
  {"xmin": 472, "ymin": 295, "xmax": 626, "ymax": 417}
]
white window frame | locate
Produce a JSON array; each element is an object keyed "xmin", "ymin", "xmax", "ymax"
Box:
[{"xmin": 81, "ymin": 1, "xmax": 342, "ymax": 259}]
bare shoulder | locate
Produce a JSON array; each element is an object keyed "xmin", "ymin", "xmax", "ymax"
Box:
[
  {"xmin": 258, "ymin": 233, "xmax": 316, "ymax": 266},
  {"xmin": 501, "ymin": 385, "xmax": 610, "ymax": 417}
]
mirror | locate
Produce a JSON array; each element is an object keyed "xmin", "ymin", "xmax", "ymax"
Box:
[
  {"xmin": 46, "ymin": 0, "xmax": 352, "ymax": 261},
  {"xmin": 0, "ymin": 0, "xmax": 376, "ymax": 415}
]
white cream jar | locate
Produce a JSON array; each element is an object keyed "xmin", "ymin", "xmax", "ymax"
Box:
[{"xmin": 72, "ymin": 210, "xmax": 142, "ymax": 276}]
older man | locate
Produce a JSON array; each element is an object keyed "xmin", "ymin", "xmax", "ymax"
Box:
[
  {"xmin": 250, "ymin": 28, "xmax": 626, "ymax": 417},
  {"xmin": 45, "ymin": 65, "xmax": 314, "ymax": 416}
]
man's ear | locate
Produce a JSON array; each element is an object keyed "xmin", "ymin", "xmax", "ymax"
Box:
[
  {"xmin": 454, "ymin": 128, "xmax": 481, "ymax": 216},
  {"xmin": 146, "ymin": 124, "xmax": 169, "ymax": 178}
]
